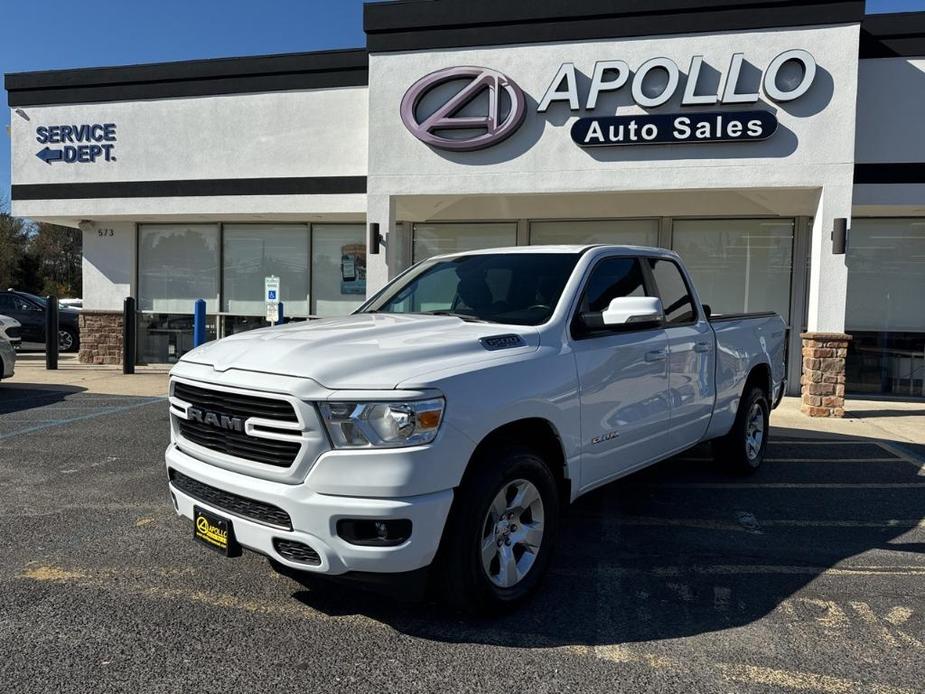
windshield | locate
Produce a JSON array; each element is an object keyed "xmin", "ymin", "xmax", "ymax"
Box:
[
  {"xmin": 362, "ymin": 253, "xmax": 580, "ymax": 326},
  {"xmin": 17, "ymin": 292, "xmax": 46, "ymax": 307}
]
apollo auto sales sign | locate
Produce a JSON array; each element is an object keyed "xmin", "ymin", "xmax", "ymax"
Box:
[{"xmin": 400, "ymin": 50, "xmax": 816, "ymax": 150}]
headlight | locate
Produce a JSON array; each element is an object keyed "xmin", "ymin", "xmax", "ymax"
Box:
[{"xmin": 318, "ymin": 398, "xmax": 445, "ymax": 448}]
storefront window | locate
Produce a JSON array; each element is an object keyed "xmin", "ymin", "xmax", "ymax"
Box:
[
  {"xmin": 138, "ymin": 224, "xmax": 220, "ymax": 313},
  {"xmin": 137, "ymin": 224, "xmax": 219, "ymax": 364},
  {"xmin": 413, "ymin": 223, "xmax": 516, "ymax": 261},
  {"xmin": 845, "ymin": 219, "xmax": 925, "ymax": 397},
  {"xmin": 671, "ymin": 219, "xmax": 794, "ymax": 322},
  {"xmin": 530, "ymin": 219, "xmax": 658, "ymax": 247},
  {"xmin": 311, "ymin": 224, "xmax": 367, "ymax": 317},
  {"xmin": 223, "ymin": 224, "xmax": 310, "ymax": 316}
]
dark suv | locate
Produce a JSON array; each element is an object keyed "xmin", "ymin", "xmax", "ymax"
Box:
[{"xmin": 0, "ymin": 290, "xmax": 80, "ymax": 352}]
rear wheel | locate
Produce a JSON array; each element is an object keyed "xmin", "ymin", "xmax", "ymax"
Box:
[
  {"xmin": 713, "ymin": 386, "xmax": 770, "ymax": 473},
  {"xmin": 437, "ymin": 444, "xmax": 559, "ymax": 613}
]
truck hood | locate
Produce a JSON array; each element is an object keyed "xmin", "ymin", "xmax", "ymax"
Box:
[{"xmin": 179, "ymin": 313, "xmax": 539, "ymax": 389}]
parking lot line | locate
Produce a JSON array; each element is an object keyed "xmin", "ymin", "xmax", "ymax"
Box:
[
  {"xmin": 0, "ymin": 397, "xmax": 164, "ymax": 441},
  {"xmin": 586, "ymin": 644, "xmax": 917, "ymax": 694}
]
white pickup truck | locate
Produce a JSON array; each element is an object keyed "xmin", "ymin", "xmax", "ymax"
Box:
[{"xmin": 166, "ymin": 245, "xmax": 786, "ymax": 611}]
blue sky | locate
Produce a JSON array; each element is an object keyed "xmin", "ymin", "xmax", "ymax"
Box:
[{"xmin": 1, "ymin": 0, "xmax": 923, "ymax": 203}]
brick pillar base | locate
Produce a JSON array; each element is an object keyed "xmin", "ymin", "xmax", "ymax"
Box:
[
  {"xmin": 78, "ymin": 311, "xmax": 125, "ymax": 365},
  {"xmin": 800, "ymin": 332, "xmax": 852, "ymax": 417}
]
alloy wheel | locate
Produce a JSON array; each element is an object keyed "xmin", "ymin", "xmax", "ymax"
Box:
[
  {"xmin": 745, "ymin": 402, "xmax": 765, "ymax": 460},
  {"xmin": 480, "ymin": 479, "xmax": 545, "ymax": 588}
]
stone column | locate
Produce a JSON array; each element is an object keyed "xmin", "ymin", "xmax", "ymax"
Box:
[
  {"xmin": 78, "ymin": 311, "xmax": 124, "ymax": 365},
  {"xmin": 800, "ymin": 332, "xmax": 851, "ymax": 417}
]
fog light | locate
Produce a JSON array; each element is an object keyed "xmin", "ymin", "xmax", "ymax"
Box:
[{"xmin": 337, "ymin": 518, "xmax": 412, "ymax": 547}]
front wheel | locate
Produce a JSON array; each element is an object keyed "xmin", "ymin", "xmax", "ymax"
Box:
[
  {"xmin": 58, "ymin": 328, "xmax": 78, "ymax": 353},
  {"xmin": 713, "ymin": 386, "xmax": 770, "ymax": 473},
  {"xmin": 437, "ymin": 445, "xmax": 559, "ymax": 613}
]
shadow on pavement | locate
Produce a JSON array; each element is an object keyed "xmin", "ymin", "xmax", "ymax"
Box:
[
  {"xmin": 0, "ymin": 384, "xmax": 88, "ymax": 415},
  {"xmin": 283, "ymin": 425, "xmax": 924, "ymax": 648}
]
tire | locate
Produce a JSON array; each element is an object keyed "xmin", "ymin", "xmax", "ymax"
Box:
[
  {"xmin": 436, "ymin": 444, "xmax": 560, "ymax": 613},
  {"xmin": 58, "ymin": 328, "xmax": 78, "ymax": 353},
  {"xmin": 713, "ymin": 385, "xmax": 770, "ymax": 474}
]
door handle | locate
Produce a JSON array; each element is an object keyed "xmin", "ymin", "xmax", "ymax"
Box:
[
  {"xmin": 645, "ymin": 349, "xmax": 668, "ymax": 362},
  {"xmin": 694, "ymin": 341, "xmax": 712, "ymax": 353}
]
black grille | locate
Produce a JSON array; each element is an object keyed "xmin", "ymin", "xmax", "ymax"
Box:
[
  {"xmin": 169, "ymin": 468, "xmax": 292, "ymax": 529},
  {"xmin": 6, "ymin": 326, "xmax": 21, "ymax": 340},
  {"xmin": 173, "ymin": 381, "xmax": 301, "ymax": 467},
  {"xmin": 173, "ymin": 381, "xmax": 298, "ymax": 422},
  {"xmin": 273, "ymin": 539, "xmax": 321, "ymax": 565},
  {"xmin": 177, "ymin": 420, "xmax": 301, "ymax": 467}
]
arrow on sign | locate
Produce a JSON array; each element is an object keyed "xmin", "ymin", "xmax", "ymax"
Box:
[{"xmin": 36, "ymin": 147, "xmax": 63, "ymax": 164}]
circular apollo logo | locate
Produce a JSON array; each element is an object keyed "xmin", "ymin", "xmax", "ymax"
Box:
[{"xmin": 400, "ymin": 66, "xmax": 527, "ymax": 152}]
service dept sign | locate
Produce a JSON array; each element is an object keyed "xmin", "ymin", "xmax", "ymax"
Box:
[
  {"xmin": 400, "ymin": 49, "xmax": 816, "ymax": 151},
  {"xmin": 35, "ymin": 122, "xmax": 118, "ymax": 164}
]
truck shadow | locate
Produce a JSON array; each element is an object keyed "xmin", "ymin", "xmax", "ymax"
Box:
[{"xmin": 287, "ymin": 426, "xmax": 924, "ymax": 648}]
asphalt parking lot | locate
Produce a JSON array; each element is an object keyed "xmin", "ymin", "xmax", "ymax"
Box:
[{"xmin": 1, "ymin": 384, "xmax": 923, "ymax": 694}]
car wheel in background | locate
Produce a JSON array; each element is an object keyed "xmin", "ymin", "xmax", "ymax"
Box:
[{"xmin": 58, "ymin": 328, "xmax": 78, "ymax": 353}]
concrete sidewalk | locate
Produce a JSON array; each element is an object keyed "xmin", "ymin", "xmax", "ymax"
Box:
[
  {"xmin": 5, "ymin": 353, "xmax": 169, "ymax": 397},
  {"xmin": 772, "ymin": 395, "xmax": 925, "ymax": 457}
]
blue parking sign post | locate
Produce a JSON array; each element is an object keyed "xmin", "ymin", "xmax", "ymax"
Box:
[{"xmin": 265, "ymin": 276, "xmax": 281, "ymax": 326}]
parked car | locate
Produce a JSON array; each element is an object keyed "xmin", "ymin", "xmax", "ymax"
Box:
[
  {"xmin": 0, "ymin": 314, "xmax": 22, "ymax": 348},
  {"xmin": 0, "ymin": 290, "xmax": 80, "ymax": 352},
  {"xmin": 164, "ymin": 246, "xmax": 786, "ymax": 612},
  {"xmin": 0, "ymin": 330, "xmax": 16, "ymax": 380}
]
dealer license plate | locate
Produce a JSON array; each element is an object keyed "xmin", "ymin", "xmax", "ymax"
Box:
[{"xmin": 193, "ymin": 506, "xmax": 240, "ymax": 557}]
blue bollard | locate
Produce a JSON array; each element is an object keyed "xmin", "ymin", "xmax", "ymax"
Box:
[
  {"xmin": 193, "ymin": 299, "xmax": 207, "ymax": 347},
  {"xmin": 276, "ymin": 302, "xmax": 285, "ymax": 325}
]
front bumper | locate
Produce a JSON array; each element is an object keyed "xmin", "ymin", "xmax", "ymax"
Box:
[{"xmin": 166, "ymin": 444, "xmax": 454, "ymax": 575}]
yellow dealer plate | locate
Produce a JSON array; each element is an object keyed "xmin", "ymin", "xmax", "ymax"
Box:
[{"xmin": 193, "ymin": 506, "xmax": 239, "ymax": 557}]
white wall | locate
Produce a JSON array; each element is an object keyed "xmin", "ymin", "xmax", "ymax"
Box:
[
  {"xmin": 855, "ymin": 58, "xmax": 925, "ymax": 164},
  {"xmin": 11, "ymin": 87, "xmax": 368, "ymax": 184},
  {"xmin": 81, "ymin": 221, "xmax": 135, "ymax": 311}
]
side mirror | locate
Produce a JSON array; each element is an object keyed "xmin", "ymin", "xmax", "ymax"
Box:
[
  {"xmin": 702, "ymin": 303, "xmax": 712, "ymax": 319},
  {"xmin": 577, "ymin": 296, "xmax": 664, "ymax": 333},
  {"xmin": 601, "ymin": 296, "xmax": 664, "ymax": 327}
]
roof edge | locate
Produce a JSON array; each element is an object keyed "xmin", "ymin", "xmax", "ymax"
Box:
[{"xmin": 6, "ymin": 47, "xmax": 369, "ymax": 108}]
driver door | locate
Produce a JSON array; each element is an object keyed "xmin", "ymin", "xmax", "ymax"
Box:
[{"xmin": 571, "ymin": 256, "xmax": 671, "ymax": 491}]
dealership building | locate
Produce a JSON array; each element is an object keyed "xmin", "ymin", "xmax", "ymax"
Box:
[{"xmin": 5, "ymin": 1, "xmax": 925, "ymax": 410}]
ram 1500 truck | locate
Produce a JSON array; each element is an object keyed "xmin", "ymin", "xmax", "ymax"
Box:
[{"xmin": 166, "ymin": 245, "xmax": 786, "ymax": 611}]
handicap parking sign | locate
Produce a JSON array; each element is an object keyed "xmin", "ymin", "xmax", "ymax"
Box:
[{"xmin": 268, "ymin": 290, "xmax": 277, "ymax": 300}]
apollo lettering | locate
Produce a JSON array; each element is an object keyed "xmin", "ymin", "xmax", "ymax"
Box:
[{"xmin": 538, "ymin": 49, "xmax": 817, "ymax": 112}]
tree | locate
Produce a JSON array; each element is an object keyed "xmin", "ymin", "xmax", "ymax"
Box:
[
  {"xmin": 27, "ymin": 222, "xmax": 82, "ymax": 297},
  {"xmin": 0, "ymin": 197, "xmax": 29, "ymax": 291},
  {"xmin": 0, "ymin": 197, "xmax": 82, "ymax": 297}
]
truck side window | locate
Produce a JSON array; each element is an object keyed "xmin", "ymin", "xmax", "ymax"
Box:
[
  {"xmin": 583, "ymin": 257, "xmax": 648, "ymax": 312},
  {"xmin": 648, "ymin": 259, "xmax": 698, "ymax": 325}
]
